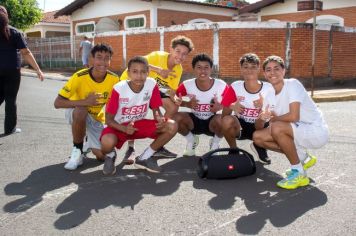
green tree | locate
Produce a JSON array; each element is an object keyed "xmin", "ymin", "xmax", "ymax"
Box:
[{"xmin": 0, "ymin": 0, "xmax": 42, "ymax": 30}]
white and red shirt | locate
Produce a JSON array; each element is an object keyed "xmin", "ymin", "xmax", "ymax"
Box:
[
  {"xmin": 106, "ymin": 77, "xmax": 162, "ymax": 124},
  {"xmin": 221, "ymin": 81, "xmax": 275, "ymax": 123},
  {"xmin": 176, "ymin": 78, "xmax": 229, "ymax": 120}
]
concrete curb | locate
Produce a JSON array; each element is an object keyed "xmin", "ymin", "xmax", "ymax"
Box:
[
  {"xmin": 312, "ymin": 94, "xmax": 356, "ymax": 103},
  {"xmin": 22, "ymin": 71, "xmax": 69, "ymax": 81}
]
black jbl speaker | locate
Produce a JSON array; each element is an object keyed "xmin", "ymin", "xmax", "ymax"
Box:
[{"xmin": 197, "ymin": 148, "xmax": 256, "ymax": 179}]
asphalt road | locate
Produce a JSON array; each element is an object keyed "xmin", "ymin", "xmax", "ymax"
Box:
[{"xmin": 0, "ymin": 76, "xmax": 355, "ymax": 235}]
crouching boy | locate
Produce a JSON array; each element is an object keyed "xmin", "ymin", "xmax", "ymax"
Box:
[{"xmin": 100, "ymin": 56, "xmax": 178, "ymax": 175}]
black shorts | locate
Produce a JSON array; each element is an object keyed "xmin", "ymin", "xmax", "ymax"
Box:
[
  {"xmin": 189, "ymin": 113, "xmax": 215, "ymax": 137},
  {"xmin": 237, "ymin": 118, "xmax": 269, "ymax": 140}
]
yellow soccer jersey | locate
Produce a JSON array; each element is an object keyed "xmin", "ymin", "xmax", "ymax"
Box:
[
  {"xmin": 58, "ymin": 68, "xmax": 119, "ymax": 123},
  {"xmin": 120, "ymin": 51, "xmax": 183, "ymax": 90}
]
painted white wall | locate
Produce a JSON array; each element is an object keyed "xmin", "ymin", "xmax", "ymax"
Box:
[
  {"xmin": 25, "ymin": 23, "xmax": 70, "ymax": 37},
  {"xmin": 260, "ymin": 0, "xmax": 355, "ymax": 16},
  {"xmin": 71, "ymin": 0, "xmax": 152, "ymax": 21},
  {"xmin": 70, "ymin": 0, "xmax": 236, "ymax": 22},
  {"xmin": 155, "ymin": 0, "xmax": 236, "ymax": 16}
]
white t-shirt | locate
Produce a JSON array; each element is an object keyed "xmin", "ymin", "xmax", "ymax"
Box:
[
  {"xmin": 221, "ymin": 81, "xmax": 276, "ymax": 123},
  {"xmin": 106, "ymin": 77, "xmax": 162, "ymax": 124},
  {"xmin": 176, "ymin": 78, "xmax": 229, "ymax": 120},
  {"xmin": 274, "ymin": 79, "xmax": 324, "ymax": 124}
]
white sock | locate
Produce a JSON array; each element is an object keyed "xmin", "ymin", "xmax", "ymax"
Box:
[
  {"xmin": 291, "ymin": 163, "xmax": 304, "ymax": 174},
  {"xmin": 128, "ymin": 140, "xmax": 135, "ymax": 149},
  {"xmin": 184, "ymin": 132, "xmax": 194, "ymax": 150},
  {"xmin": 138, "ymin": 146, "xmax": 155, "ymax": 160},
  {"xmin": 184, "ymin": 132, "xmax": 194, "ymax": 143},
  {"xmin": 211, "ymin": 135, "xmax": 221, "ymax": 149},
  {"xmin": 106, "ymin": 150, "xmax": 116, "ymax": 159},
  {"xmin": 297, "ymin": 148, "xmax": 307, "ymax": 163}
]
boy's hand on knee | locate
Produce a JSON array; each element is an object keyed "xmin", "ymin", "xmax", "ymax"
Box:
[{"xmin": 125, "ymin": 121, "xmax": 137, "ymax": 135}]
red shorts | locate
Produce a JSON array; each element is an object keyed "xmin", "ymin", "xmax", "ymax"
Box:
[{"xmin": 101, "ymin": 119, "xmax": 158, "ymax": 149}]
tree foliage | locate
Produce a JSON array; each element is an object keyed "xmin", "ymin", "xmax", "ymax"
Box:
[{"xmin": 0, "ymin": 0, "xmax": 42, "ymax": 30}]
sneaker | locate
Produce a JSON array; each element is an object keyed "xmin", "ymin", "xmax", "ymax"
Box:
[
  {"xmin": 303, "ymin": 152, "xmax": 317, "ymax": 169},
  {"xmin": 209, "ymin": 137, "xmax": 220, "ymax": 151},
  {"xmin": 277, "ymin": 169, "xmax": 310, "ymax": 190},
  {"xmin": 64, "ymin": 147, "xmax": 84, "ymax": 170},
  {"xmin": 152, "ymin": 146, "xmax": 177, "ymax": 158},
  {"xmin": 183, "ymin": 135, "xmax": 199, "ymax": 157},
  {"xmin": 4, "ymin": 127, "xmax": 21, "ymax": 135},
  {"xmin": 134, "ymin": 157, "xmax": 161, "ymax": 173},
  {"xmin": 123, "ymin": 146, "xmax": 135, "ymax": 165},
  {"xmin": 103, "ymin": 152, "xmax": 117, "ymax": 175},
  {"xmin": 285, "ymin": 152, "xmax": 317, "ymax": 176},
  {"xmin": 250, "ymin": 142, "xmax": 271, "ymax": 164}
]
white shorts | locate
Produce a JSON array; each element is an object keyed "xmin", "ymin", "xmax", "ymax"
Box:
[
  {"xmin": 291, "ymin": 120, "xmax": 329, "ymax": 150},
  {"xmin": 65, "ymin": 108, "xmax": 103, "ymax": 150}
]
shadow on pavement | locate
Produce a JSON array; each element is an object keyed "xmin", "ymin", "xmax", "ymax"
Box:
[
  {"xmin": 3, "ymin": 157, "xmax": 327, "ymax": 233},
  {"xmin": 193, "ymin": 162, "xmax": 328, "ymax": 234}
]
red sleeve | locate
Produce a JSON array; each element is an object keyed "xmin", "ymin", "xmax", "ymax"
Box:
[
  {"xmin": 221, "ymin": 84, "xmax": 229, "ymax": 99},
  {"xmin": 221, "ymin": 85, "xmax": 237, "ymax": 107},
  {"xmin": 150, "ymin": 85, "xmax": 163, "ymax": 109},
  {"xmin": 175, "ymin": 83, "xmax": 187, "ymax": 96},
  {"xmin": 106, "ymin": 89, "xmax": 119, "ymax": 115}
]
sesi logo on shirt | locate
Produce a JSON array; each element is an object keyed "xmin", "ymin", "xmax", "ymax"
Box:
[
  {"xmin": 194, "ymin": 104, "xmax": 212, "ymax": 112},
  {"xmin": 122, "ymin": 104, "xmax": 148, "ymax": 115}
]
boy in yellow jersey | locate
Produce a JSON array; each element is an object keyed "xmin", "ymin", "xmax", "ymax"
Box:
[
  {"xmin": 120, "ymin": 35, "xmax": 194, "ymax": 162},
  {"xmin": 54, "ymin": 43, "xmax": 119, "ymax": 170}
]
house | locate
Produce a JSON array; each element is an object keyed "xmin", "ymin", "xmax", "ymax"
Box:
[
  {"xmin": 25, "ymin": 11, "xmax": 70, "ymax": 38},
  {"xmin": 235, "ymin": 0, "xmax": 356, "ymax": 27},
  {"xmin": 54, "ymin": 0, "xmax": 241, "ymax": 37}
]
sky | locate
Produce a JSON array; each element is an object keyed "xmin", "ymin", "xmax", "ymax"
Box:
[{"xmin": 37, "ymin": 0, "xmax": 260, "ymax": 12}]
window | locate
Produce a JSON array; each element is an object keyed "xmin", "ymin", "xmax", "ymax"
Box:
[
  {"xmin": 76, "ymin": 21, "xmax": 95, "ymax": 35},
  {"xmin": 124, "ymin": 15, "xmax": 146, "ymax": 29}
]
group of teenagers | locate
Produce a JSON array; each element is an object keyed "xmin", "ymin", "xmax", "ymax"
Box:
[{"xmin": 54, "ymin": 35, "xmax": 329, "ymax": 190}]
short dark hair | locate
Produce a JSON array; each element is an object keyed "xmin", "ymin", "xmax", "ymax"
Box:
[
  {"xmin": 171, "ymin": 35, "xmax": 194, "ymax": 52},
  {"xmin": 239, "ymin": 53, "xmax": 260, "ymax": 66},
  {"xmin": 262, "ymin": 55, "xmax": 285, "ymax": 71},
  {"xmin": 128, "ymin": 56, "xmax": 149, "ymax": 71},
  {"xmin": 91, "ymin": 43, "xmax": 113, "ymax": 57},
  {"xmin": 192, "ymin": 53, "xmax": 213, "ymax": 68}
]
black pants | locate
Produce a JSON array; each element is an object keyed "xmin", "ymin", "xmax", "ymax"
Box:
[{"xmin": 0, "ymin": 69, "xmax": 21, "ymax": 134}]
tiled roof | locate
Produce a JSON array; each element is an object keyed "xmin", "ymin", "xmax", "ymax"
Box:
[{"xmin": 42, "ymin": 11, "xmax": 70, "ymax": 24}]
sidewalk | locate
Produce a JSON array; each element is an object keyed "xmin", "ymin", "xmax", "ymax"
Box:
[{"xmin": 22, "ymin": 68, "xmax": 356, "ymax": 103}]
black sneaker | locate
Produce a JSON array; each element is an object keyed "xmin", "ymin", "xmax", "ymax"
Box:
[
  {"xmin": 103, "ymin": 152, "xmax": 117, "ymax": 175},
  {"xmin": 134, "ymin": 157, "xmax": 162, "ymax": 173},
  {"xmin": 123, "ymin": 146, "xmax": 135, "ymax": 165},
  {"xmin": 250, "ymin": 143, "xmax": 271, "ymax": 164},
  {"xmin": 152, "ymin": 146, "xmax": 177, "ymax": 158}
]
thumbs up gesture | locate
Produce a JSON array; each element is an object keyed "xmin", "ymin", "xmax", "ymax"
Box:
[{"xmin": 253, "ymin": 93, "xmax": 264, "ymax": 109}]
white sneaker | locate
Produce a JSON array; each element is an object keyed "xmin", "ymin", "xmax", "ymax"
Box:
[
  {"xmin": 64, "ymin": 147, "xmax": 84, "ymax": 170},
  {"xmin": 183, "ymin": 135, "xmax": 199, "ymax": 156},
  {"xmin": 209, "ymin": 137, "xmax": 220, "ymax": 151}
]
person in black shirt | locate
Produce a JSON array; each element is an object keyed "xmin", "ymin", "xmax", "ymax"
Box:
[{"xmin": 0, "ymin": 5, "xmax": 44, "ymax": 135}]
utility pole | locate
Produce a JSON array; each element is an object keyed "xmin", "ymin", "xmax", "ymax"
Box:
[
  {"xmin": 297, "ymin": 0, "xmax": 323, "ymax": 97},
  {"xmin": 311, "ymin": 0, "xmax": 316, "ymax": 97}
]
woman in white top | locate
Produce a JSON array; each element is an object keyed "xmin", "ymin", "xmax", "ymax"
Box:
[{"xmin": 253, "ymin": 55, "xmax": 329, "ymax": 190}]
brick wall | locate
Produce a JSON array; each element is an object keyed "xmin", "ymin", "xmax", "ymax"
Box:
[
  {"xmin": 262, "ymin": 6, "xmax": 356, "ymax": 27},
  {"xmin": 92, "ymin": 23, "xmax": 356, "ymax": 82},
  {"xmin": 157, "ymin": 9, "xmax": 232, "ymax": 27}
]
